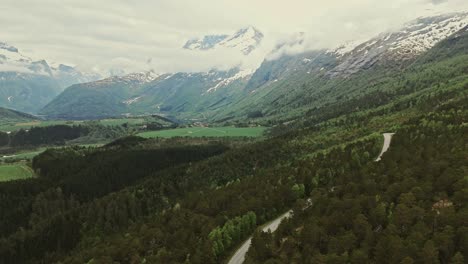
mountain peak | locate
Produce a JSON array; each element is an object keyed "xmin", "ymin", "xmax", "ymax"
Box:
[
  {"xmin": 219, "ymin": 26, "xmax": 264, "ymax": 55},
  {"xmin": 183, "ymin": 26, "xmax": 264, "ymax": 55},
  {"xmin": 183, "ymin": 34, "xmax": 229, "ymax": 50}
]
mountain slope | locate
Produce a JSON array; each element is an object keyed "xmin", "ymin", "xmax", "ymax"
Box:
[
  {"xmin": 40, "ymin": 69, "xmax": 255, "ymax": 120},
  {"xmin": 0, "ymin": 106, "xmax": 38, "ymax": 124},
  {"xmin": 210, "ymin": 13, "xmax": 468, "ymax": 124},
  {"xmin": 39, "ymin": 13, "xmax": 468, "ymax": 122},
  {"xmin": 328, "ymin": 12, "xmax": 468, "ymax": 77},
  {"xmin": 39, "ymin": 72, "xmax": 160, "ymax": 119}
]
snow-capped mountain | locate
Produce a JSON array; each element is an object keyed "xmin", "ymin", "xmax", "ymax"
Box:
[
  {"xmin": 183, "ymin": 35, "xmax": 229, "ymax": 50},
  {"xmin": 0, "ymin": 41, "xmax": 102, "ymax": 113},
  {"xmin": 0, "ymin": 41, "xmax": 101, "ymax": 88},
  {"xmin": 84, "ymin": 71, "xmax": 162, "ymax": 88},
  {"xmin": 205, "ymin": 68, "xmax": 255, "ymax": 94},
  {"xmin": 328, "ymin": 12, "xmax": 468, "ymax": 76},
  {"xmin": 183, "ymin": 26, "xmax": 264, "ymax": 55},
  {"xmin": 38, "ymin": 12, "xmax": 468, "ymax": 120}
]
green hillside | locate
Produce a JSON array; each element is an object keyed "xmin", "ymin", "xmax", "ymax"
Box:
[
  {"xmin": 0, "ymin": 72, "xmax": 61, "ymax": 113},
  {"xmin": 39, "ymin": 70, "xmax": 252, "ymax": 120},
  {"xmin": 0, "ymin": 106, "xmax": 39, "ymax": 125},
  {"xmin": 0, "ymin": 24, "xmax": 466, "ymax": 264}
]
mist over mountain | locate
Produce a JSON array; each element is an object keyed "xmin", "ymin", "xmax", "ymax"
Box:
[{"xmin": 39, "ymin": 13, "xmax": 468, "ymax": 121}]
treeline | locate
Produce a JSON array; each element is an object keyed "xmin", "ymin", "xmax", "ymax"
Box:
[
  {"xmin": 245, "ymin": 109, "xmax": 468, "ymax": 264},
  {"xmin": 0, "ymin": 125, "xmax": 88, "ymax": 148},
  {"xmin": 0, "ymin": 140, "xmax": 229, "ymax": 263},
  {"xmin": 0, "ymin": 122, "xmax": 134, "ymax": 151},
  {"xmin": 33, "ymin": 143, "xmax": 228, "ymax": 199}
]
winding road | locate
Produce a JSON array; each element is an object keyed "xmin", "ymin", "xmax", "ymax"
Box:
[
  {"xmin": 227, "ymin": 133, "xmax": 394, "ymax": 264},
  {"xmin": 228, "ymin": 211, "xmax": 292, "ymax": 264},
  {"xmin": 375, "ymin": 133, "xmax": 395, "ymax": 161}
]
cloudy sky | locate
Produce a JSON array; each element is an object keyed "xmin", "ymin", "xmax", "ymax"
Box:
[{"xmin": 1, "ymin": 0, "xmax": 467, "ymax": 75}]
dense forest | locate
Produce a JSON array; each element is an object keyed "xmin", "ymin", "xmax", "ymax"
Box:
[
  {"xmin": 0, "ymin": 18, "xmax": 467, "ymax": 264},
  {"xmin": 245, "ymin": 110, "xmax": 467, "ymax": 264},
  {"xmin": 0, "ymin": 124, "xmax": 129, "ymax": 150},
  {"xmin": 0, "ymin": 94, "xmax": 465, "ymax": 263}
]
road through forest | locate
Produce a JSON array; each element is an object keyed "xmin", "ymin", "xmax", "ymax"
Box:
[{"xmin": 228, "ymin": 133, "xmax": 394, "ymax": 263}]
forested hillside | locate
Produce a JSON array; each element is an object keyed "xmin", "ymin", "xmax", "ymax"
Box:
[
  {"xmin": 245, "ymin": 110, "xmax": 467, "ymax": 264},
  {"xmin": 0, "ymin": 12, "xmax": 466, "ymax": 264}
]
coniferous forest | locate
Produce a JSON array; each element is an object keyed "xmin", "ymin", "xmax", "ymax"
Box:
[{"xmin": 0, "ymin": 8, "xmax": 467, "ymax": 264}]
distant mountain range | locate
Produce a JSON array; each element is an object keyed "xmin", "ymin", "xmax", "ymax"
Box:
[
  {"xmin": 0, "ymin": 106, "xmax": 39, "ymax": 124},
  {"xmin": 7, "ymin": 13, "xmax": 468, "ymax": 122},
  {"xmin": 0, "ymin": 42, "xmax": 100, "ymax": 113}
]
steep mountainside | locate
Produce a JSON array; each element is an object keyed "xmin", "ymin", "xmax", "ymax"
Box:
[
  {"xmin": 328, "ymin": 12, "xmax": 468, "ymax": 77},
  {"xmin": 210, "ymin": 13, "xmax": 468, "ymax": 124}
]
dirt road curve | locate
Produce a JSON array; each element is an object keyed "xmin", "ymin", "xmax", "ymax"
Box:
[
  {"xmin": 375, "ymin": 133, "xmax": 395, "ymax": 161},
  {"xmin": 228, "ymin": 211, "xmax": 292, "ymax": 264}
]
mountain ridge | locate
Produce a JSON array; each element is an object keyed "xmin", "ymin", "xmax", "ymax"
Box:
[
  {"xmin": 183, "ymin": 26, "xmax": 264, "ymax": 55},
  {"xmin": 40, "ymin": 13, "xmax": 468, "ymax": 121}
]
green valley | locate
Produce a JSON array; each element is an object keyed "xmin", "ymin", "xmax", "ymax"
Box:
[
  {"xmin": 0, "ymin": 8, "xmax": 467, "ymax": 264},
  {"xmin": 138, "ymin": 126, "xmax": 266, "ymax": 138}
]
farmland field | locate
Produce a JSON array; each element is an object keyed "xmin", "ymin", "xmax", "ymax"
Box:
[
  {"xmin": 0, "ymin": 163, "xmax": 35, "ymax": 182},
  {"xmin": 0, "ymin": 148, "xmax": 47, "ymax": 161},
  {"xmin": 138, "ymin": 126, "xmax": 266, "ymax": 138}
]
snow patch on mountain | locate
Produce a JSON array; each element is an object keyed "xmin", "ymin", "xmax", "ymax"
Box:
[
  {"xmin": 217, "ymin": 27, "xmax": 264, "ymax": 55},
  {"xmin": 183, "ymin": 26, "xmax": 263, "ymax": 55},
  {"xmin": 327, "ymin": 12, "xmax": 468, "ymax": 77},
  {"xmin": 123, "ymin": 96, "xmax": 143, "ymax": 105},
  {"xmin": 328, "ymin": 39, "xmax": 366, "ymax": 57},
  {"xmin": 387, "ymin": 13, "xmax": 468, "ymax": 55},
  {"xmin": 183, "ymin": 35, "xmax": 229, "ymax": 50},
  {"xmin": 205, "ymin": 69, "xmax": 255, "ymax": 93},
  {"xmin": 97, "ymin": 71, "xmax": 161, "ymax": 85},
  {"xmin": 1, "ymin": 41, "xmax": 102, "ymax": 87}
]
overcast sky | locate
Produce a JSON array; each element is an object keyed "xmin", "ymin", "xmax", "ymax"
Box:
[{"xmin": 1, "ymin": 0, "xmax": 467, "ymax": 75}]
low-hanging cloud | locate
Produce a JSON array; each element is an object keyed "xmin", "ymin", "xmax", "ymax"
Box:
[{"xmin": 0, "ymin": 0, "xmax": 467, "ymax": 76}]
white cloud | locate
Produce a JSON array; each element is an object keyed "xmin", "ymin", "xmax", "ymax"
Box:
[{"xmin": 0, "ymin": 0, "xmax": 467, "ymax": 76}]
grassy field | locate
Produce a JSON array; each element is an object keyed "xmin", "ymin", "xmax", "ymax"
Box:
[
  {"xmin": 0, "ymin": 148, "xmax": 47, "ymax": 161},
  {"xmin": 138, "ymin": 126, "xmax": 266, "ymax": 138},
  {"xmin": 0, "ymin": 144, "xmax": 103, "ymax": 162},
  {"xmin": 0, "ymin": 163, "xmax": 35, "ymax": 182}
]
